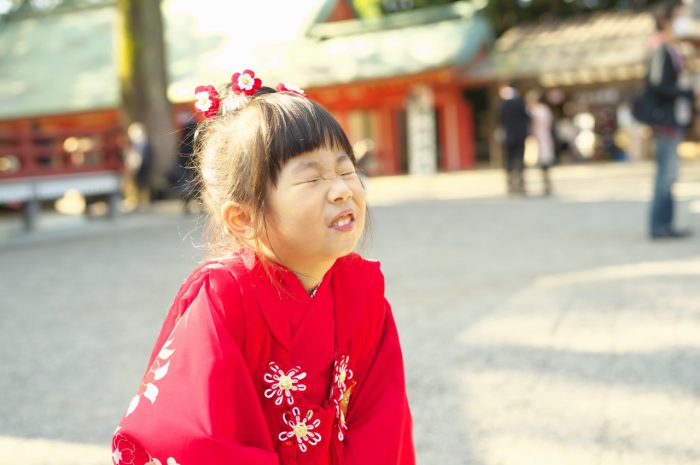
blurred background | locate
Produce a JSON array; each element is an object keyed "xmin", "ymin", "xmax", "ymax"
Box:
[{"xmin": 1, "ymin": 0, "xmax": 699, "ymax": 464}]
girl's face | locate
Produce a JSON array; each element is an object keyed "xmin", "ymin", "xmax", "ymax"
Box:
[{"xmin": 262, "ymin": 146, "xmax": 366, "ymax": 272}]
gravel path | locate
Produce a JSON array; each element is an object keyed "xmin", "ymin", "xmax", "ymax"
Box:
[{"xmin": 1, "ymin": 161, "xmax": 699, "ymax": 465}]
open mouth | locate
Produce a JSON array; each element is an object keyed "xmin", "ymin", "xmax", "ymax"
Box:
[{"xmin": 330, "ymin": 211, "xmax": 356, "ymax": 230}]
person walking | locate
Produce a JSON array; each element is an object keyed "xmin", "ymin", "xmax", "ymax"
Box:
[
  {"xmin": 528, "ymin": 91, "xmax": 555, "ymax": 195},
  {"xmin": 645, "ymin": 1, "xmax": 695, "ymax": 239},
  {"xmin": 169, "ymin": 111, "xmax": 199, "ymax": 214},
  {"xmin": 499, "ymin": 83, "xmax": 530, "ymax": 196},
  {"xmin": 125, "ymin": 122, "xmax": 153, "ymax": 208}
]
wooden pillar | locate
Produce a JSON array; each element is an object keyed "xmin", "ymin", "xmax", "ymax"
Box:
[
  {"xmin": 460, "ymin": 96, "xmax": 475, "ymax": 170},
  {"xmin": 442, "ymin": 86, "xmax": 475, "ymax": 171},
  {"xmin": 336, "ymin": 108, "xmax": 350, "ymax": 138},
  {"xmin": 376, "ymin": 106, "xmax": 400, "ymax": 174},
  {"xmin": 19, "ymin": 126, "xmax": 35, "ymax": 176}
]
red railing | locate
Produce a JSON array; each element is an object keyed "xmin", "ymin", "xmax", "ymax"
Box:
[{"xmin": 0, "ymin": 127, "xmax": 124, "ymax": 179}]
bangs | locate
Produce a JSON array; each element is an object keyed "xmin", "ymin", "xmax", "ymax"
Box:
[{"xmin": 257, "ymin": 94, "xmax": 355, "ymax": 185}]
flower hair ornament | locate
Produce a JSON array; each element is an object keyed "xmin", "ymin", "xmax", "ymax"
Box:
[
  {"xmin": 194, "ymin": 85, "xmax": 220, "ymax": 119},
  {"xmin": 276, "ymin": 83, "xmax": 305, "ymax": 96},
  {"xmin": 194, "ymin": 69, "xmax": 306, "ymax": 119},
  {"xmin": 232, "ymin": 69, "xmax": 262, "ymax": 96}
]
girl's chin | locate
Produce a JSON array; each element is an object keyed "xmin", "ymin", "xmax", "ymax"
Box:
[
  {"xmin": 321, "ymin": 243, "xmax": 359, "ymax": 261},
  {"xmin": 335, "ymin": 243, "xmax": 361, "ymax": 259}
]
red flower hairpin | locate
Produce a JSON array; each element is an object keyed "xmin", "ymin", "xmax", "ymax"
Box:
[
  {"xmin": 194, "ymin": 85, "xmax": 220, "ymax": 118},
  {"xmin": 276, "ymin": 83, "xmax": 306, "ymax": 97},
  {"xmin": 231, "ymin": 69, "xmax": 262, "ymax": 96}
]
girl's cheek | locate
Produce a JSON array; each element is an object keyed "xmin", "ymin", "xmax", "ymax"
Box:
[{"xmin": 356, "ymin": 188, "xmax": 367, "ymax": 205}]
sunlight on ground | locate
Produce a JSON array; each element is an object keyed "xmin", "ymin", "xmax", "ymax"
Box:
[
  {"xmin": 461, "ymin": 370, "xmax": 700, "ymax": 465},
  {"xmin": 689, "ymin": 200, "xmax": 700, "ymax": 214},
  {"xmin": 459, "ymin": 306, "xmax": 700, "ymax": 353},
  {"xmin": 366, "ymin": 170, "xmax": 504, "ymax": 205},
  {"xmin": 456, "ymin": 254, "xmax": 700, "ymax": 465},
  {"xmin": 533, "ymin": 257, "xmax": 700, "ymax": 288},
  {"xmin": 0, "ymin": 436, "xmax": 107, "ymax": 465},
  {"xmin": 675, "ymin": 181, "xmax": 700, "ymax": 198}
]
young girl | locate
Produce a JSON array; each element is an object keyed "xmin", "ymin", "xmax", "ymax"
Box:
[{"xmin": 111, "ymin": 70, "xmax": 415, "ymax": 465}]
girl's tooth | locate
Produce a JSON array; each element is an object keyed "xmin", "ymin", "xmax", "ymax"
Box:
[{"xmin": 334, "ymin": 217, "xmax": 351, "ymax": 227}]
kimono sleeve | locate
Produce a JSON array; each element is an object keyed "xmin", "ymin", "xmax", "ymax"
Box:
[
  {"xmin": 344, "ymin": 299, "xmax": 415, "ymax": 465},
  {"xmin": 112, "ymin": 272, "xmax": 279, "ymax": 465}
]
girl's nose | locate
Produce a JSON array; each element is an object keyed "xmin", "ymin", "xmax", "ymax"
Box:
[{"xmin": 329, "ymin": 177, "xmax": 353, "ymax": 203}]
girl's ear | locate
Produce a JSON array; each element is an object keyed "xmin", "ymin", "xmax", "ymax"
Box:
[{"xmin": 222, "ymin": 201, "xmax": 255, "ymax": 240}]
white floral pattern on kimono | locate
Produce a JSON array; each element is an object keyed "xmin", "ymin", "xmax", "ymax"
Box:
[
  {"xmin": 331, "ymin": 354, "xmax": 355, "ymax": 440},
  {"xmin": 278, "ymin": 407, "xmax": 322, "ymax": 452},
  {"xmin": 125, "ymin": 339, "xmax": 175, "ymax": 416},
  {"xmin": 112, "ymin": 434, "xmax": 136, "ymax": 465},
  {"xmin": 263, "ymin": 362, "xmax": 307, "ymax": 406}
]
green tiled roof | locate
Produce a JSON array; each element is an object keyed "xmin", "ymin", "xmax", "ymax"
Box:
[
  {"xmin": 0, "ymin": 1, "xmax": 492, "ymax": 120},
  {"xmin": 0, "ymin": 6, "xmax": 117, "ymax": 119},
  {"xmin": 275, "ymin": 11, "xmax": 492, "ymax": 89},
  {"xmin": 467, "ymin": 11, "xmax": 654, "ymax": 84},
  {"xmin": 307, "ymin": 1, "xmax": 482, "ymax": 38}
]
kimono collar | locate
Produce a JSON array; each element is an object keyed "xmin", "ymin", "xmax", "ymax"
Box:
[
  {"xmin": 242, "ymin": 248, "xmax": 328, "ymax": 298},
  {"xmin": 241, "ymin": 248, "xmax": 335, "ymax": 350}
]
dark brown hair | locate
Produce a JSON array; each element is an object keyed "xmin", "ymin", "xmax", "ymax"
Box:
[
  {"xmin": 194, "ymin": 85, "xmax": 360, "ymax": 258},
  {"xmin": 655, "ymin": 0, "xmax": 681, "ymax": 32}
]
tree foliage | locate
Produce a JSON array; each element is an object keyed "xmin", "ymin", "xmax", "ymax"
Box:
[
  {"xmin": 353, "ymin": 0, "xmax": 666, "ymax": 36},
  {"xmin": 482, "ymin": 0, "xmax": 664, "ymax": 36},
  {"xmin": 0, "ymin": 0, "xmax": 110, "ymax": 16},
  {"xmin": 353, "ymin": 0, "xmax": 457, "ymax": 18}
]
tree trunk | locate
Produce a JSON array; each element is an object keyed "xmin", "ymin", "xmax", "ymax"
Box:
[
  {"xmin": 117, "ymin": 0, "xmax": 175, "ymax": 192},
  {"xmin": 548, "ymin": 0, "xmax": 560, "ymax": 15}
]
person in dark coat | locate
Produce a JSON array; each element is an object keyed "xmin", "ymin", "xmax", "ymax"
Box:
[
  {"xmin": 499, "ymin": 83, "xmax": 530, "ymax": 195},
  {"xmin": 127, "ymin": 122, "xmax": 153, "ymax": 206},
  {"xmin": 169, "ymin": 111, "xmax": 199, "ymax": 214},
  {"xmin": 646, "ymin": 1, "xmax": 695, "ymax": 239}
]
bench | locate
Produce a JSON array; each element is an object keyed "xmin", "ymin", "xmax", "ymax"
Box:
[
  {"xmin": 0, "ymin": 171, "xmax": 122, "ymax": 231},
  {"xmin": 0, "ymin": 127, "xmax": 124, "ymax": 231}
]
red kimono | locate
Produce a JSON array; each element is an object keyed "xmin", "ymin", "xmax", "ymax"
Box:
[{"xmin": 112, "ymin": 248, "xmax": 414, "ymax": 465}]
